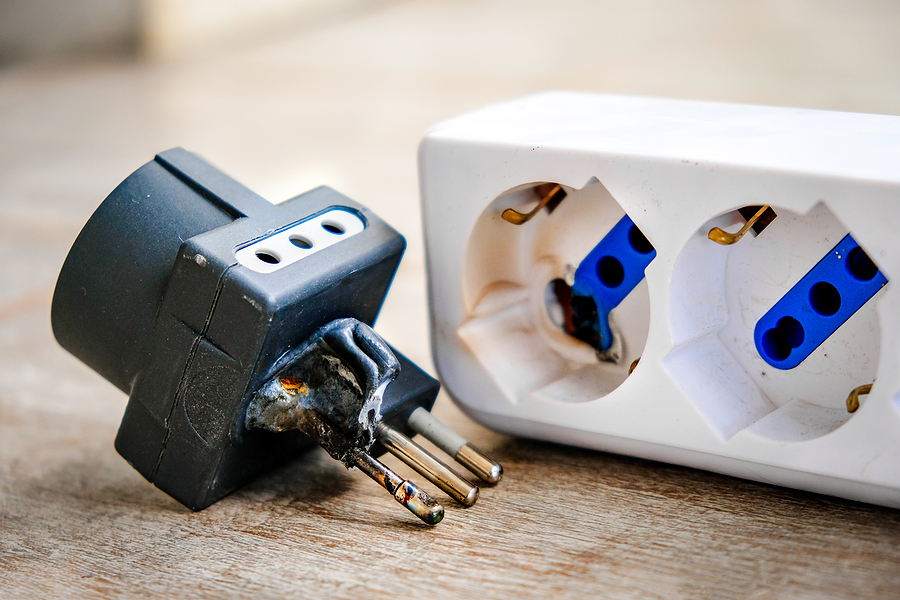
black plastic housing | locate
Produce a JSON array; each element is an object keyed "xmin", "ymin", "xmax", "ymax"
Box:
[{"xmin": 51, "ymin": 148, "xmax": 438, "ymax": 510}]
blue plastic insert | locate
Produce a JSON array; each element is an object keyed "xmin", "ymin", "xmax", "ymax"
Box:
[
  {"xmin": 754, "ymin": 234, "xmax": 888, "ymax": 370},
  {"xmin": 571, "ymin": 215, "xmax": 656, "ymax": 350}
]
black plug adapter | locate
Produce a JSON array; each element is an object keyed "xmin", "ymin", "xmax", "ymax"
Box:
[{"xmin": 51, "ymin": 149, "xmax": 501, "ymax": 524}]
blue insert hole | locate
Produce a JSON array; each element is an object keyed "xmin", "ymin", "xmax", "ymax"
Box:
[
  {"xmin": 809, "ymin": 281, "xmax": 841, "ymax": 316},
  {"xmin": 628, "ymin": 225, "xmax": 654, "ymax": 254},
  {"xmin": 762, "ymin": 316, "xmax": 805, "ymax": 362},
  {"xmin": 848, "ymin": 246, "xmax": 878, "ymax": 281},
  {"xmin": 597, "ymin": 256, "xmax": 624, "ymax": 288}
]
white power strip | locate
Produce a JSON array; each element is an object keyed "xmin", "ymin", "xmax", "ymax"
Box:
[{"xmin": 418, "ymin": 91, "xmax": 900, "ymax": 507}]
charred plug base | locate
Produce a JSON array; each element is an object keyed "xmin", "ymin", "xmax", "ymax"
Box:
[
  {"xmin": 247, "ymin": 317, "xmax": 445, "ymax": 524},
  {"xmin": 51, "ymin": 149, "xmax": 501, "ymax": 523}
]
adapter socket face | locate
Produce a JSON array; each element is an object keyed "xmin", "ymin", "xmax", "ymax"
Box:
[
  {"xmin": 419, "ymin": 92, "xmax": 900, "ymax": 508},
  {"xmin": 51, "ymin": 149, "xmax": 431, "ymax": 510},
  {"xmin": 234, "ymin": 208, "xmax": 366, "ymax": 273}
]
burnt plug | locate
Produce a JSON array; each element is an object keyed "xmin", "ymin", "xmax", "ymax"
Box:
[{"xmin": 51, "ymin": 148, "xmax": 501, "ymax": 524}]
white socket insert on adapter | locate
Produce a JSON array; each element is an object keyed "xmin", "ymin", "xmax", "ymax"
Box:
[{"xmin": 418, "ymin": 91, "xmax": 900, "ymax": 508}]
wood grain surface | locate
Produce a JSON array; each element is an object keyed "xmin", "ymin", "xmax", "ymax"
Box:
[
  {"xmin": 2, "ymin": 1, "xmax": 900, "ymax": 597},
  {"xmin": 4, "ymin": 297, "xmax": 900, "ymax": 599}
]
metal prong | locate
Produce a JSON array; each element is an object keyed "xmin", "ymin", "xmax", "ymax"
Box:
[
  {"xmin": 377, "ymin": 423, "xmax": 479, "ymax": 507},
  {"xmin": 708, "ymin": 205, "xmax": 772, "ymax": 245},
  {"xmin": 351, "ymin": 450, "xmax": 444, "ymax": 525},
  {"xmin": 407, "ymin": 407, "xmax": 503, "ymax": 485},
  {"xmin": 456, "ymin": 443, "xmax": 503, "ymax": 484},
  {"xmin": 847, "ymin": 383, "xmax": 873, "ymax": 413},
  {"xmin": 502, "ymin": 184, "xmax": 564, "ymax": 225}
]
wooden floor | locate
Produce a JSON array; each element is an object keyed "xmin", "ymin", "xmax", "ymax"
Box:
[{"xmin": 2, "ymin": 0, "xmax": 900, "ymax": 597}]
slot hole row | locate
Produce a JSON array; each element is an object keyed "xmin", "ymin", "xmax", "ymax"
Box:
[
  {"xmin": 760, "ymin": 245, "xmax": 883, "ymax": 363},
  {"xmin": 254, "ymin": 221, "xmax": 346, "ymax": 265}
]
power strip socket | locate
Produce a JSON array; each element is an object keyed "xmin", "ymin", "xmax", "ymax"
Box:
[{"xmin": 418, "ymin": 91, "xmax": 900, "ymax": 508}]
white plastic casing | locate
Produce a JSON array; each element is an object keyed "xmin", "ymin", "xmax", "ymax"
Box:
[{"xmin": 418, "ymin": 91, "xmax": 900, "ymax": 507}]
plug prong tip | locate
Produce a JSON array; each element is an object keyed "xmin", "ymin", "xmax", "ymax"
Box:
[
  {"xmin": 407, "ymin": 408, "xmax": 504, "ymax": 485},
  {"xmin": 351, "ymin": 450, "xmax": 444, "ymax": 525},
  {"xmin": 395, "ymin": 480, "xmax": 444, "ymax": 525},
  {"xmin": 457, "ymin": 443, "xmax": 503, "ymax": 484}
]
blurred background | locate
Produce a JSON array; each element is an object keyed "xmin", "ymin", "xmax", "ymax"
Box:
[
  {"xmin": 2, "ymin": 0, "xmax": 898, "ymax": 366},
  {"xmin": 2, "ymin": 1, "xmax": 900, "ymax": 597}
]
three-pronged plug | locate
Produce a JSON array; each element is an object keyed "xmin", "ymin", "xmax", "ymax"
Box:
[
  {"xmin": 50, "ymin": 148, "xmax": 501, "ymax": 524},
  {"xmin": 246, "ymin": 317, "xmax": 501, "ymax": 524}
]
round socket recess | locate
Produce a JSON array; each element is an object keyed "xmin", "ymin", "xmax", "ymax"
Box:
[
  {"xmin": 459, "ymin": 179, "xmax": 652, "ymax": 404},
  {"xmin": 664, "ymin": 201, "xmax": 885, "ymax": 442}
]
